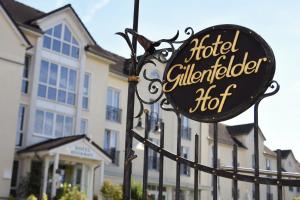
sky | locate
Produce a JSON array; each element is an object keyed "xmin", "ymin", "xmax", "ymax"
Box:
[{"xmin": 19, "ymin": 0, "xmax": 300, "ymax": 160}]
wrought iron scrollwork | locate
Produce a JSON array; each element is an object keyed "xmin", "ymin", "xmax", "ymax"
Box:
[{"xmin": 117, "ymin": 27, "xmax": 195, "ymax": 118}]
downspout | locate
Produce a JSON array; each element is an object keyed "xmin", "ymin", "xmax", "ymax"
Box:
[{"xmin": 93, "ymin": 164, "xmax": 101, "ymax": 198}]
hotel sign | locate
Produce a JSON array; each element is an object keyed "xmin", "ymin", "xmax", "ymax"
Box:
[{"xmin": 163, "ymin": 25, "xmax": 275, "ymax": 122}]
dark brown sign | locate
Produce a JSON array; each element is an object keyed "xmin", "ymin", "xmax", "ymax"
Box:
[{"xmin": 163, "ymin": 25, "xmax": 275, "ymax": 122}]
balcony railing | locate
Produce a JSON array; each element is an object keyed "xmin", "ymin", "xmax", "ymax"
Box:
[
  {"xmin": 148, "ymin": 155, "xmax": 160, "ymax": 170},
  {"xmin": 105, "ymin": 148, "xmax": 120, "ymax": 166},
  {"xmin": 181, "ymin": 127, "xmax": 191, "ymax": 140},
  {"xmin": 106, "ymin": 105, "xmax": 122, "ymax": 123}
]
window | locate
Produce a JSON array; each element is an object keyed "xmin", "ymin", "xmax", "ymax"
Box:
[
  {"xmin": 10, "ymin": 160, "xmax": 19, "ymax": 196},
  {"xmin": 43, "ymin": 24, "xmax": 80, "ymax": 59},
  {"xmin": 252, "ymin": 154, "xmax": 255, "ymax": 168},
  {"xmin": 267, "ymin": 185, "xmax": 273, "ymax": 200},
  {"xmin": 266, "ymin": 159, "xmax": 271, "ymax": 170},
  {"xmin": 38, "ymin": 60, "xmax": 77, "ymax": 105},
  {"xmin": 104, "ymin": 129, "xmax": 119, "ymax": 165},
  {"xmin": 82, "ymin": 73, "xmax": 90, "ymax": 109},
  {"xmin": 21, "ymin": 55, "xmax": 31, "ymax": 94},
  {"xmin": 232, "ymin": 182, "xmax": 240, "ymax": 199},
  {"xmin": 150, "ymin": 102, "xmax": 160, "ymax": 130},
  {"xmin": 16, "ymin": 105, "xmax": 25, "ymax": 146},
  {"xmin": 181, "ymin": 116, "xmax": 191, "ymax": 140},
  {"xmin": 80, "ymin": 119, "xmax": 88, "ymax": 135},
  {"xmin": 289, "ymin": 186, "xmax": 294, "ymax": 192},
  {"xmin": 149, "ymin": 138, "xmax": 159, "ymax": 170},
  {"xmin": 181, "ymin": 146, "xmax": 190, "ymax": 176},
  {"xmin": 10, "ymin": 160, "xmax": 19, "ymax": 188},
  {"xmin": 34, "ymin": 109, "xmax": 74, "ymax": 138},
  {"xmin": 106, "ymin": 88, "xmax": 122, "ymax": 122}
]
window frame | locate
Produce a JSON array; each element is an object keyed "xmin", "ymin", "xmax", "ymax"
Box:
[
  {"xmin": 37, "ymin": 59, "xmax": 77, "ymax": 106},
  {"xmin": 80, "ymin": 118, "xmax": 88, "ymax": 135},
  {"xmin": 21, "ymin": 55, "xmax": 31, "ymax": 94},
  {"xmin": 82, "ymin": 72, "xmax": 91, "ymax": 110},
  {"xmin": 42, "ymin": 23, "xmax": 80, "ymax": 60},
  {"xmin": 16, "ymin": 104, "xmax": 26, "ymax": 147},
  {"xmin": 33, "ymin": 109, "xmax": 74, "ymax": 138}
]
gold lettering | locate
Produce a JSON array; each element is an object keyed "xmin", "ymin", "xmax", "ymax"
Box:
[
  {"xmin": 231, "ymin": 30, "xmax": 240, "ymax": 53},
  {"xmin": 218, "ymin": 84, "xmax": 237, "ymax": 112}
]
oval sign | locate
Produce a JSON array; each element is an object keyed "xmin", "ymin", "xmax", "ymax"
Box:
[{"xmin": 163, "ymin": 24, "xmax": 275, "ymax": 122}]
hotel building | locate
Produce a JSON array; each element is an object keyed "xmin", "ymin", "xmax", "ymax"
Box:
[{"xmin": 0, "ymin": 1, "xmax": 299, "ymax": 199}]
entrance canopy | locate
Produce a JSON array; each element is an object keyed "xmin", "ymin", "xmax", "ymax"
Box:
[
  {"xmin": 18, "ymin": 135, "xmax": 111, "ymax": 163},
  {"xmin": 18, "ymin": 135, "xmax": 111, "ymax": 199}
]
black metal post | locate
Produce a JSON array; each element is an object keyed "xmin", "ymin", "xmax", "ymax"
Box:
[
  {"xmin": 123, "ymin": 1, "xmax": 139, "ymax": 199},
  {"xmin": 277, "ymin": 149, "xmax": 282, "ymax": 200},
  {"xmin": 158, "ymin": 121, "xmax": 165, "ymax": 200},
  {"xmin": 254, "ymin": 103, "xmax": 260, "ymax": 200},
  {"xmin": 213, "ymin": 123, "xmax": 218, "ymax": 200},
  {"xmin": 142, "ymin": 111, "xmax": 149, "ymax": 200},
  {"xmin": 194, "ymin": 134, "xmax": 199, "ymax": 200},
  {"xmin": 175, "ymin": 114, "xmax": 182, "ymax": 200},
  {"xmin": 233, "ymin": 144, "xmax": 238, "ymax": 200}
]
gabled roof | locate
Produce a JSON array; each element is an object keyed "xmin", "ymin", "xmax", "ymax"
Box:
[
  {"xmin": 28, "ymin": 4, "xmax": 97, "ymax": 45},
  {"xmin": 264, "ymin": 145, "xmax": 276, "ymax": 157},
  {"xmin": 227, "ymin": 123, "xmax": 266, "ymax": 140},
  {"xmin": 0, "ymin": 0, "xmax": 128, "ymax": 68},
  {"xmin": 0, "ymin": 0, "xmax": 32, "ymax": 48},
  {"xmin": 18, "ymin": 135, "xmax": 111, "ymax": 160},
  {"xmin": 208, "ymin": 123, "xmax": 247, "ymax": 149}
]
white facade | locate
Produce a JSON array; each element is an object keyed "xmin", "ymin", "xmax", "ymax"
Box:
[{"xmin": 0, "ymin": 1, "xmax": 300, "ymax": 200}]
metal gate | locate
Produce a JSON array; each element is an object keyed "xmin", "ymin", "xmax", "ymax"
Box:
[{"xmin": 118, "ymin": 2, "xmax": 300, "ymax": 199}]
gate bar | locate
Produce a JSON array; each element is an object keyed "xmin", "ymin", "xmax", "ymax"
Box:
[
  {"xmin": 158, "ymin": 122, "xmax": 165, "ymax": 200},
  {"xmin": 277, "ymin": 149, "xmax": 282, "ymax": 200},
  {"xmin": 175, "ymin": 114, "xmax": 182, "ymax": 200},
  {"xmin": 233, "ymin": 144, "xmax": 238, "ymax": 200},
  {"xmin": 213, "ymin": 123, "xmax": 218, "ymax": 200},
  {"xmin": 142, "ymin": 111, "xmax": 150, "ymax": 200},
  {"xmin": 194, "ymin": 134, "xmax": 199, "ymax": 200},
  {"xmin": 123, "ymin": 0, "xmax": 139, "ymax": 199},
  {"xmin": 254, "ymin": 102, "xmax": 260, "ymax": 200}
]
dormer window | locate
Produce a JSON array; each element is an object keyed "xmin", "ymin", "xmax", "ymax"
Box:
[{"xmin": 43, "ymin": 23, "xmax": 80, "ymax": 59}]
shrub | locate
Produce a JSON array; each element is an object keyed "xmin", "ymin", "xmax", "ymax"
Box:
[
  {"xmin": 131, "ymin": 180, "xmax": 142, "ymax": 200},
  {"xmin": 101, "ymin": 181, "xmax": 122, "ymax": 200},
  {"xmin": 56, "ymin": 183, "xmax": 88, "ymax": 200},
  {"xmin": 27, "ymin": 194, "xmax": 37, "ymax": 200}
]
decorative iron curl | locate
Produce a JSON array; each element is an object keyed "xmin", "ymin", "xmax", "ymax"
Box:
[
  {"xmin": 117, "ymin": 27, "xmax": 195, "ymax": 118},
  {"xmin": 160, "ymin": 98, "xmax": 176, "ymax": 113},
  {"xmin": 134, "ymin": 69, "xmax": 164, "ymax": 118},
  {"xmin": 257, "ymin": 80, "xmax": 280, "ymax": 103}
]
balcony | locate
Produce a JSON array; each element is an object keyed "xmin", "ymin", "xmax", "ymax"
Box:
[
  {"xmin": 105, "ymin": 148, "xmax": 120, "ymax": 166},
  {"xmin": 181, "ymin": 127, "xmax": 191, "ymax": 140},
  {"xmin": 106, "ymin": 105, "xmax": 122, "ymax": 123}
]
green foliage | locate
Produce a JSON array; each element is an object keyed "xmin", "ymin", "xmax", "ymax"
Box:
[
  {"xmin": 131, "ymin": 180, "xmax": 142, "ymax": 200},
  {"xmin": 101, "ymin": 181, "xmax": 122, "ymax": 200},
  {"xmin": 26, "ymin": 194, "xmax": 37, "ymax": 200},
  {"xmin": 8, "ymin": 196, "xmax": 15, "ymax": 200},
  {"xmin": 57, "ymin": 184, "xmax": 88, "ymax": 200}
]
